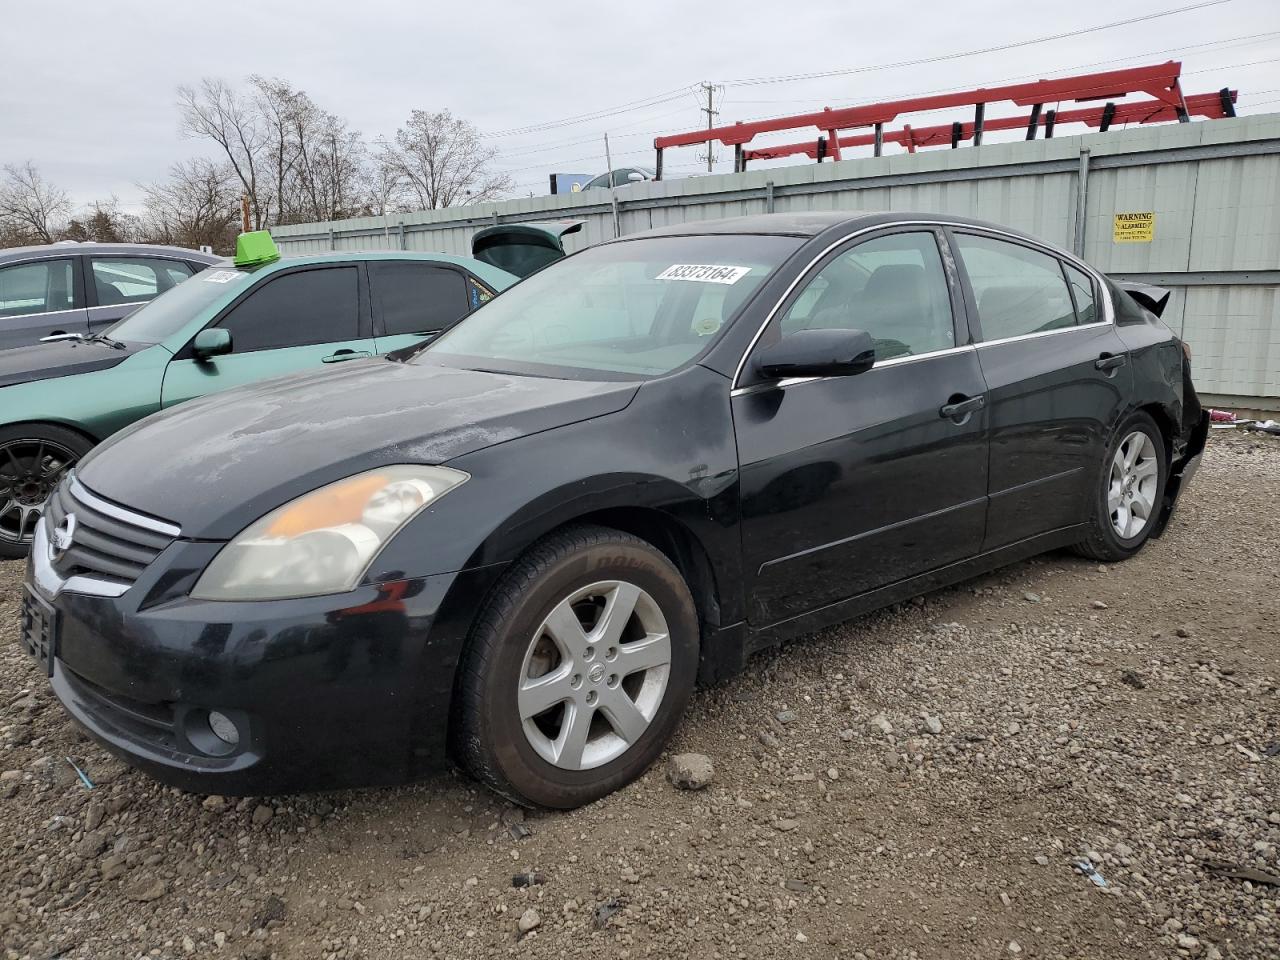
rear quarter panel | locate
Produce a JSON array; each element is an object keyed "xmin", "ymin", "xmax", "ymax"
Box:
[{"xmin": 1110, "ymin": 292, "xmax": 1186, "ymax": 446}]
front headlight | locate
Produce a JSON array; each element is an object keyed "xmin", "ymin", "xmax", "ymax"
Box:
[{"xmin": 191, "ymin": 466, "xmax": 468, "ymax": 601}]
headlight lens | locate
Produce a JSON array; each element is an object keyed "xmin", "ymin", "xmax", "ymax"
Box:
[{"xmin": 191, "ymin": 466, "xmax": 468, "ymax": 601}]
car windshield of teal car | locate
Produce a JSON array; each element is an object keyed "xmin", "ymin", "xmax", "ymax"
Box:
[
  {"xmin": 423, "ymin": 235, "xmax": 803, "ymax": 379},
  {"xmin": 105, "ymin": 266, "xmax": 252, "ymax": 344}
]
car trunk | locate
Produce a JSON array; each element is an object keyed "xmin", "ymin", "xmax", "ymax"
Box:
[{"xmin": 471, "ymin": 221, "xmax": 583, "ymax": 279}]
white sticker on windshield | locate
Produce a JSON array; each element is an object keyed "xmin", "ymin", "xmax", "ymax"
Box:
[
  {"xmin": 656, "ymin": 264, "xmax": 752, "ymax": 285},
  {"xmin": 201, "ymin": 269, "xmax": 246, "ymax": 284}
]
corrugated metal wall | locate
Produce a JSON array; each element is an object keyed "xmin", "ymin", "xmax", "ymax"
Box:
[{"xmin": 274, "ymin": 114, "xmax": 1280, "ymax": 402}]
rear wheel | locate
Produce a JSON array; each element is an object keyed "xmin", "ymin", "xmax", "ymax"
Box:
[
  {"xmin": 0, "ymin": 425, "xmax": 92, "ymax": 560},
  {"xmin": 1074, "ymin": 412, "xmax": 1167, "ymax": 562},
  {"xmin": 452, "ymin": 525, "xmax": 699, "ymax": 808}
]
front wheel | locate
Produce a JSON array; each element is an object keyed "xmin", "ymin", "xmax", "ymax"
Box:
[
  {"xmin": 1074, "ymin": 412, "xmax": 1167, "ymax": 562},
  {"xmin": 452, "ymin": 525, "xmax": 699, "ymax": 808},
  {"xmin": 0, "ymin": 425, "xmax": 93, "ymax": 560}
]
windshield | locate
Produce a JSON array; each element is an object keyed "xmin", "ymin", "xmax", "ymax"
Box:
[
  {"xmin": 423, "ymin": 235, "xmax": 802, "ymax": 379},
  {"xmin": 107, "ymin": 265, "xmax": 249, "ymax": 344}
]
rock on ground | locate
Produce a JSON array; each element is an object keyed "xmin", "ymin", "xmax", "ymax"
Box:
[{"xmin": 667, "ymin": 752, "xmax": 715, "ymax": 790}]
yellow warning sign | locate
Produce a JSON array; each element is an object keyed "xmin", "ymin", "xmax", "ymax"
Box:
[{"xmin": 1113, "ymin": 212, "xmax": 1155, "ymax": 243}]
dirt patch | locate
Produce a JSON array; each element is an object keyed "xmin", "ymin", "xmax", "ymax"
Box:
[{"xmin": 1, "ymin": 433, "xmax": 1277, "ymax": 959}]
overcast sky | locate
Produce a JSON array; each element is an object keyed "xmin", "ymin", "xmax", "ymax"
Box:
[{"xmin": 3, "ymin": 0, "xmax": 1278, "ymax": 214}]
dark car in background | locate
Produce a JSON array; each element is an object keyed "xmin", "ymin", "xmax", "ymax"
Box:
[
  {"xmin": 21, "ymin": 212, "xmax": 1207, "ymax": 810},
  {"xmin": 0, "ymin": 242, "xmax": 220, "ymax": 351},
  {"xmin": 582, "ymin": 167, "xmax": 656, "ymax": 190}
]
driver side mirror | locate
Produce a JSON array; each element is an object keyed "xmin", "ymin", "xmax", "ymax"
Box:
[
  {"xmin": 755, "ymin": 328, "xmax": 876, "ymax": 380},
  {"xmin": 193, "ymin": 328, "xmax": 232, "ymax": 361}
]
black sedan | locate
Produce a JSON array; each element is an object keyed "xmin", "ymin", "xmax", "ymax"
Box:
[{"xmin": 20, "ymin": 212, "xmax": 1208, "ymax": 808}]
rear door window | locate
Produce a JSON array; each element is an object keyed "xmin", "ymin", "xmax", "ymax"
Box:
[
  {"xmin": 954, "ymin": 234, "xmax": 1077, "ymax": 340},
  {"xmin": 370, "ymin": 262, "xmax": 470, "ymax": 336},
  {"xmin": 217, "ymin": 267, "xmax": 359, "ymax": 353},
  {"xmin": 1064, "ymin": 263, "xmax": 1098, "ymax": 325},
  {"xmin": 0, "ymin": 258, "xmax": 76, "ymax": 317}
]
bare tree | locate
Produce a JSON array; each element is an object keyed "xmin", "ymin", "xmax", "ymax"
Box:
[
  {"xmin": 250, "ymin": 75, "xmax": 369, "ymax": 223},
  {"xmin": 294, "ymin": 112, "xmax": 369, "ymax": 222},
  {"xmin": 360, "ymin": 162, "xmax": 401, "ymax": 218},
  {"xmin": 377, "ymin": 110, "xmax": 512, "ymax": 210},
  {"xmin": 61, "ymin": 197, "xmax": 142, "ymax": 244},
  {"xmin": 249, "ymin": 75, "xmax": 306, "ymax": 224},
  {"xmin": 140, "ymin": 159, "xmax": 240, "ymax": 254},
  {"xmin": 0, "ymin": 162, "xmax": 72, "ymax": 243},
  {"xmin": 179, "ymin": 75, "xmax": 374, "ymax": 228},
  {"xmin": 177, "ymin": 78, "xmax": 270, "ymax": 229}
]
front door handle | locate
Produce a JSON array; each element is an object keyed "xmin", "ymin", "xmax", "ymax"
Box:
[
  {"xmin": 940, "ymin": 394, "xmax": 986, "ymax": 420},
  {"xmin": 1095, "ymin": 352, "xmax": 1128, "ymax": 371},
  {"xmin": 322, "ymin": 349, "xmax": 373, "ymax": 363}
]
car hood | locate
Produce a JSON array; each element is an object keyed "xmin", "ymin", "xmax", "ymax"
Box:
[
  {"xmin": 0, "ymin": 339, "xmax": 137, "ymax": 389},
  {"xmin": 77, "ymin": 358, "xmax": 640, "ymax": 539}
]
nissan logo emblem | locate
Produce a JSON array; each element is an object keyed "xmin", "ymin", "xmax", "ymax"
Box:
[{"xmin": 51, "ymin": 513, "xmax": 77, "ymax": 562}]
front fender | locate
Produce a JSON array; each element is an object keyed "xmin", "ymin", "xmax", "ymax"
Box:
[
  {"xmin": 365, "ymin": 366, "xmax": 744, "ymax": 621},
  {"xmin": 0, "ymin": 349, "xmax": 168, "ymax": 441}
]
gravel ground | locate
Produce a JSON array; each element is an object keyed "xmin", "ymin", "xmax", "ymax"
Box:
[{"xmin": 1, "ymin": 432, "xmax": 1277, "ymax": 960}]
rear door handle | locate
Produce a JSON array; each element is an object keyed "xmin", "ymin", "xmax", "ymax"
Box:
[
  {"xmin": 940, "ymin": 394, "xmax": 986, "ymax": 420},
  {"xmin": 321, "ymin": 349, "xmax": 373, "ymax": 363},
  {"xmin": 1095, "ymin": 353, "xmax": 1128, "ymax": 371}
]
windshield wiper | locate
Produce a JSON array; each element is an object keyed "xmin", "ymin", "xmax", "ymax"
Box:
[
  {"xmin": 38, "ymin": 331, "xmax": 127, "ymax": 350},
  {"xmin": 85, "ymin": 332, "xmax": 128, "ymax": 350}
]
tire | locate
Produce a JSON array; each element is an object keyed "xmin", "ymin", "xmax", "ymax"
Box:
[
  {"xmin": 452, "ymin": 524, "xmax": 699, "ymax": 809},
  {"xmin": 0, "ymin": 424, "xmax": 93, "ymax": 560},
  {"xmin": 1074, "ymin": 411, "xmax": 1168, "ymax": 563}
]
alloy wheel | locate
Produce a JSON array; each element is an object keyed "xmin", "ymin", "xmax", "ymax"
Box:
[
  {"xmin": 1107, "ymin": 430, "xmax": 1159, "ymax": 540},
  {"xmin": 518, "ymin": 580, "xmax": 671, "ymax": 771},
  {"xmin": 0, "ymin": 439, "xmax": 77, "ymax": 545}
]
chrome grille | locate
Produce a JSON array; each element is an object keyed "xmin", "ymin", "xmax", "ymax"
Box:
[{"xmin": 43, "ymin": 475, "xmax": 180, "ymax": 586}]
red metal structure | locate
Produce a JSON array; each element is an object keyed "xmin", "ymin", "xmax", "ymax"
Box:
[
  {"xmin": 652, "ymin": 62, "xmax": 1238, "ymax": 178},
  {"xmin": 741, "ymin": 90, "xmax": 1238, "ymax": 164}
]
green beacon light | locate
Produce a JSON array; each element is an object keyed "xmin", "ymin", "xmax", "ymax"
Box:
[{"xmin": 234, "ymin": 230, "xmax": 280, "ymax": 269}]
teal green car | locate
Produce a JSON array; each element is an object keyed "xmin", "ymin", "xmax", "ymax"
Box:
[{"xmin": 0, "ymin": 224, "xmax": 582, "ymax": 557}]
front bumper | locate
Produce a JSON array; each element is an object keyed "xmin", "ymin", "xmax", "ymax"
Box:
[{"xmin": 24, "ymin": 521, "xmax": 502, "ymax": 795}]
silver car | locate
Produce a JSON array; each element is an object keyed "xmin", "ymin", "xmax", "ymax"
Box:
[{"xmin": 0, "ymin": 242, "xmax": 219, "ymax": 351}]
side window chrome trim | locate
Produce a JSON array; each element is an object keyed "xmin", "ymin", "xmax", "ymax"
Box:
[
  {"xmin": 0, "ymin": 306, "xmax": 85, "ymax": 320},
  {"xmin": 733, "ymin": 219, "xmax": 1114, "ymax": 388},
  {"xmin": 730, "ymin": 344, "xmax": 977, "ymax": 398},
  {"xmin": 974, "ymin": 319, "xmax": 1111, "ymax": 350}
]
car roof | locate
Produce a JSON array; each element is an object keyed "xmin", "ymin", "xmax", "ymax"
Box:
[
  {"xmin": 258, "ymin": 250, "xmax": 518, "ymax": 288},
  {"xmin": 0, "ymin": 242, "xmax": 222, "ymax": 264},
  {"xmin": 625, "ymin": 211, "xmax": 1055, "ymax": 246}
]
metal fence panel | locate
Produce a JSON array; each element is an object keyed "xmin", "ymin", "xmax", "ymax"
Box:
[{"xmin": 273, "ymin": 114, "xmax": 1280, "ymax": 401}]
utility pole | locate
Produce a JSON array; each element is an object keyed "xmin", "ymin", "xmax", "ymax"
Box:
[{"xmin": 699, "ymin": 82, "xmax": 720, "ymax": 172}]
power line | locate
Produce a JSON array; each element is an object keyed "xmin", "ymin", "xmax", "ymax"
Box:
[
  {"xmin": 715, "ymin": 1, "xmax": 1233, "ymax": 87},
  {"xmin": 491, "ymin": 104, "xmax": 697, "ymax": 160},
  {"xmin": 1187, "ymin": 55, "xmax": 1280, "ymax": 72},
  {"xmin": 481, "ymin": 86, "xmax": 695, "ymax": 138},
  {"xmin": 721, "ymin": 30, "xmax": 1280, "ymax": 106},
  {"xmin": 481, "ymin": 3, "xmax": 1231, "ymax": 152}
]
